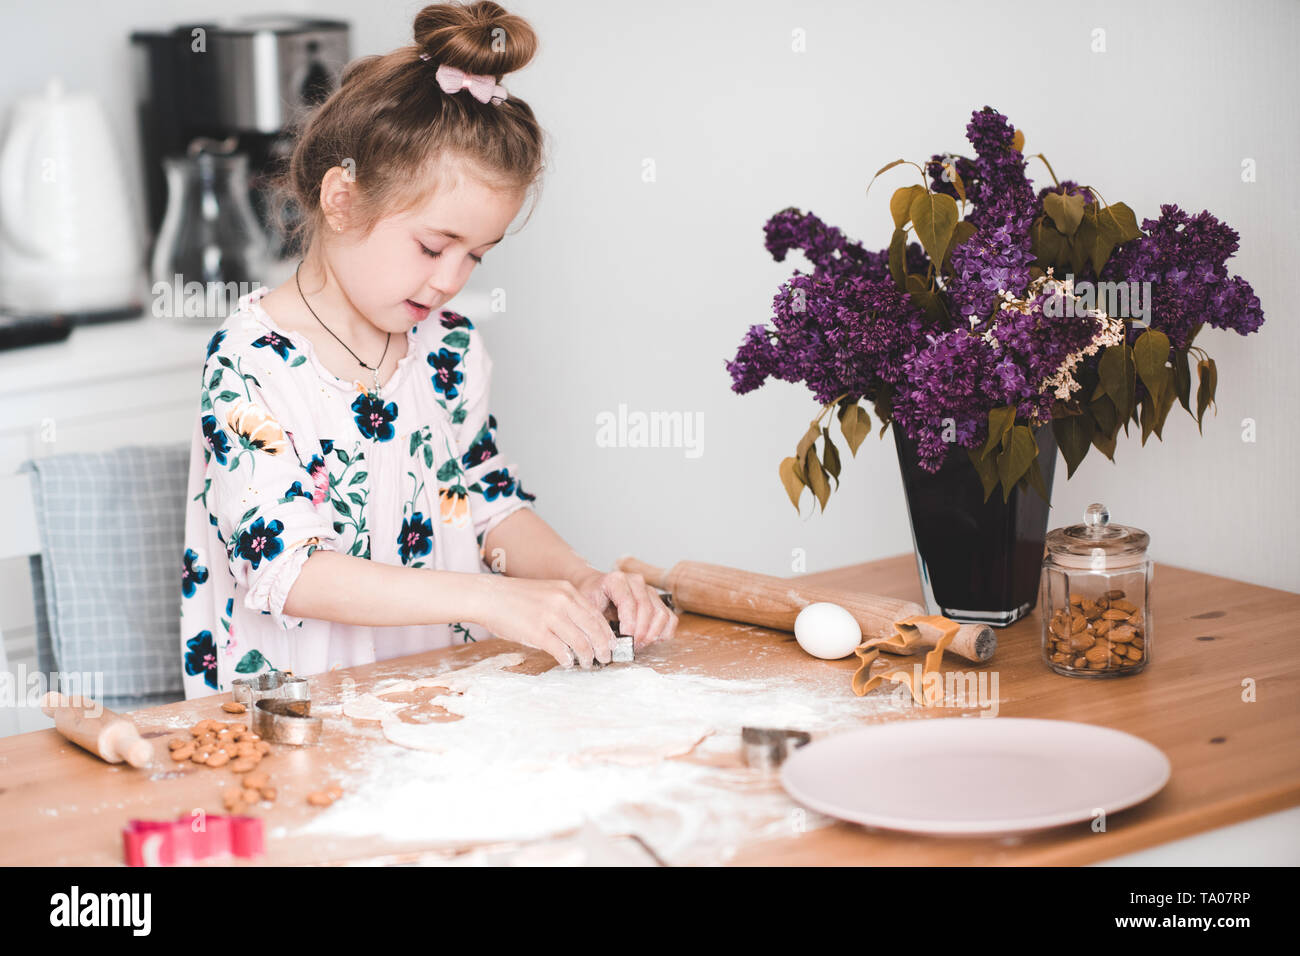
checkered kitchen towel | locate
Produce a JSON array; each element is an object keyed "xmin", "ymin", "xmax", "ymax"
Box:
[{"xmin": 19, "ymin": 442, "xmax": 190, "ymax": 710}]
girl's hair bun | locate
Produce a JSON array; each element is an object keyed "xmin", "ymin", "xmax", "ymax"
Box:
[{"xmin": 414, "ymin": 1, "xmax": 538, "ymax": 79}]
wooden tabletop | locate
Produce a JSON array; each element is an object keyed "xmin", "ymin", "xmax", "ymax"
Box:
[{"xmin": 1, "ymin": 554, "xmax": 1296, "ymax": 866}]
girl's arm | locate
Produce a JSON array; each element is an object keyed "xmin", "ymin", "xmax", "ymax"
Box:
[
  {"xmin": 482, "ymin": 509, "xmax": 678, "ymax": 648},
  {"xmin": 283, "ymin": 551, "xmax": 492, "ymax": 627}
]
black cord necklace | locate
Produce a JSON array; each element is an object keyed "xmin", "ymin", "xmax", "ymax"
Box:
[{"xmin": 295, "ymin": 259, "xmax": 391, "ymax": 396}]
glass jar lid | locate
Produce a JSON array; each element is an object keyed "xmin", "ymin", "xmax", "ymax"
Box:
[{"xmin": 1046, "ymin": 503, "xmax": 1149, "ymax": 569}]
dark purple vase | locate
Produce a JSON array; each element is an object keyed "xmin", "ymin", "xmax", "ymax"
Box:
[{"xmin": 891, "ymin": 424, "xmax": 1057, "ymax": 626}]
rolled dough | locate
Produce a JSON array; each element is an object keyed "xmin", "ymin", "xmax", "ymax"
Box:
[{"xmin": 342, "ymin": 653, "xmax": 723, "ymax": 766}]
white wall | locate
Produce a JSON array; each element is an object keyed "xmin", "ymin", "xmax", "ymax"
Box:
[{"xmin": 4, "ymin": 0, "xmax": 1296, "ymax": 593}]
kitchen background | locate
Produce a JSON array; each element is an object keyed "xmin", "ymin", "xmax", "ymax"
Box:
[{"xmin": 1, "ymin": 0, "xmax": 1296, "ymax": 711}]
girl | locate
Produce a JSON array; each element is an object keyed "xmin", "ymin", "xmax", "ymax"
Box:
[{"xmin": 179, "ymin": 1, "xmax": 676, "ymax": 698}]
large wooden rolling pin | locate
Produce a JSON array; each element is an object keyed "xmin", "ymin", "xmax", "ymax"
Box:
[{"xmin": 616, "ymin": 556, "xmax": 995, "ymax": 663}]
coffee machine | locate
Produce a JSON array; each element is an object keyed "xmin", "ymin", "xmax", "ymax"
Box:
[{"xmin": 130, "ymin": 15, "xmax": 350, "ymax": 263}]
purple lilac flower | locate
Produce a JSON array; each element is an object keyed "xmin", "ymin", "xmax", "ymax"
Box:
[
  {"xmin": 729, "ymin": 210, "xmax": 928, "ymax": 404},
  {"xmin": 890, "ymin": 289, "xmax": 1109, "ymax": 470},
  {"xmin": 945, "ymin": 107, "xmax": 1038, "ymax": 322},
  {"xmin": 1102, "ymin": 203, "xmax": 1264, "ymax": 350},
  {"xmin": 730, "ymin": 108, "xmax": 1265, "ymax": 478}
]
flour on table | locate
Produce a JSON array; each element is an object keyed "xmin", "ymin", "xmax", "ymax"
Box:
[
  {"xmin": 310, "ymin": 652, "xmax": 912, "ymax": 864},
  {"xmin": 342, "ymin": 652, "xmax": 767, "ymax": 766}
]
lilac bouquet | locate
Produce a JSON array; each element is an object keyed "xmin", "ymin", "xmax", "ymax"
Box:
[{"xmin": 728, "ymin": 106, "xmax": 1265, "ymax": 510}]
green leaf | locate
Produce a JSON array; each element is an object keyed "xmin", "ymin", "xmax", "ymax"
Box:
[
  {"xmin": 1070, "ymin": 207, "xmax": 1097, "ymax": 276},
  {"xmin": 1150, "ymin": 378, "xmax": 1176, "ymax": 441},
  {"xmin": 904, "ymin": 274, "xmax": 949, "ymax": 325},
  {"xmin": 442, "ymin": 330, "xmax": 471, "ymax": 349},
  {"xmin": 804, "ymin": 449, "xmax": 830, "ymax": 511},
  {"xmin": 1090, "ymin": 392, "xmax": 1118, "ymax": 437},
  {"xmin": 1091, "ymin": 426, "xmax": 1117, "ymax": 461},
  {"xmin": 436, "ymin": 460, "xmax": 459, "ymax": 482},
  {"xmin": 1100, "ymin": 201, "xmax": 1144, "ymax": 243},
  {"xmin": 1195, "ymin": 358, "xmax": 1218, "ymax": 434},
  {"xmin": 909, "ymin": 191, "xmax": 960, "ymax": 269},
  {"xmin": 333, "ymin": 497, "xmax": 352, "ymax": 517},
  {"xmin": 1025, "ymin": 454, "xmax": 1051, "ymax": 505},
  {"xmin": 890, "ymin": 185, "xmax": 924, "ymax": 228},
  {"xmin": 795, "ymin": 422, "xmax": 820, "ymax": 463},
  {"xmin": 967, "ymin": 446, "xmax": 998, "ymax": 503},
  {"xmin": 888, "ymin": 227, "xmax": 907, "ymax": 289},
  {"xmin": 289, "ymin": 355, "xmax": 307, "ymax": 367},
  {"xmin": 780, "ymin": 457, "xmax": 800, "ymax": 515},
  {"xmin": 1031, "ymin": 217, "xmax": 1064, "ymax": 272},
  {"xmin": 239, "ymin": 506, "xmax": 258, "ymax": 525},
  {"xmin": 1043, "ymin": 191, "xmax": 1086, "ymax": 238},
  {"xmin": 336, "ymin": 448, "xmax": 351, "ymax": 465},
  {"xmin": 873, "ymin": 385, "xmax": 894, "ymax": 437},
  {"xmin": 217, "ymin": 390, "xmax": 240, "ymax": 403},
  {"xmin": 981, "ymin": 405, "xmax": 1017, "ymax": 461},
  {"xmin": 349, "ymin": 471, "xmax": 367, "ymax": 486},
  {"xmin": 836, "ymin": 402, "xmax": 870, "ymax": 455},
  {"xmin": 996, "ymin": 425, "xmax": 1039, "ymax": 503},
  {"xmin": 865, "ymin": 159, "xmax": 907, "ymax": 198},
  {"xmin": 820, "ymin": 427, "xmax": 841, "ymax": 488},
  {"xmin": 1052, "ymin": 412, "xmax": 1095, "ymax": 479},
  {"xmin": 1133, "ymin": 329, "xmax": 1172, "ymax": 407},
  {"xmin": 1097, "ymin": 344, "xmax": 1136, "ymax": 420},
  {"xmin": 1172, "ymin": 348, "xmax": 1192, "ymax": 414},
  {"xmin": 348, "ymin": 492, "xmax": 364, "ymax": 506}
]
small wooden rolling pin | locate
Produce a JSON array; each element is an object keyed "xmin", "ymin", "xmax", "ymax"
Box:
[
  {"xmin": 616, "ymin": 556, "xmax": 995, "ymax": 663},
  {"xmin": 40, "ymin": 692, "xmax": 152, "ymax": 768}
]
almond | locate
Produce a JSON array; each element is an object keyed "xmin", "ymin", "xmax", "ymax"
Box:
[
  {"xmin": 1085, "ymin": 646, "xmax": 1110, "ymax": 665},
  {"xmin": 221, "ymin": 701, "xmax": 246, "ymax": 714}
]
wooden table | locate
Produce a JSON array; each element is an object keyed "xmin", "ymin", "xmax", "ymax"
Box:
[{"xmin": 1, "ymin": 555, "xmax": 1296, "ymax": 865}]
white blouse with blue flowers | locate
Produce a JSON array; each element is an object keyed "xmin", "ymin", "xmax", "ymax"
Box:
[{"xmin": 179, "ymin": 286, "xmax": 536, "ymax": 699}]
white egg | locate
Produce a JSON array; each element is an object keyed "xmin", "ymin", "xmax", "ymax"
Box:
[{"xmin": 794, "ymin": 602, "xmax": 862, "ymax": 660}]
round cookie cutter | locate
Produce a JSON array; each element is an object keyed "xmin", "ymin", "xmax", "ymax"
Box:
[
  {"xmin": 253, "ymin": 698, "xmax": 322, "ymax": 746},
  {"xmin": 232, "ymin": 671, "xmax": 310, "ymax": 708}
]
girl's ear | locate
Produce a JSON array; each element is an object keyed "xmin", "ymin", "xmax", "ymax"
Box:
[{"xmin": 319, "ymin": 165, "xmax": 357, "ymax": 232}]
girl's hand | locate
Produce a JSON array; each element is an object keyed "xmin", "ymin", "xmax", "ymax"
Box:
[
  {"xmin": 570, "ymin": 568, "xmax": 678, "ymax": 651},
  {"xmin": 474, "ymin": 576, "xmax": 615, "ymax": 668}
]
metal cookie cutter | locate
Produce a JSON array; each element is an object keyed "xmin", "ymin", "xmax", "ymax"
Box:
[
  {"xmin": 232, "ymin": 670, "xmax": 310, "ymax": 708},
  {"xmin": 253, "ymin": 698, "xmax": 322, "ymax": 746},
  {"xmin": 600, "ymin": 621, "xmax": 637, "ymax": 665},
  {"xmin": 742, "ymin": 726, "xmax": 811, "ymax": 771}
]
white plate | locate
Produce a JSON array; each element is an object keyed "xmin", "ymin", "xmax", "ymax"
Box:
[{"xmin": 780, "ymin": 717, "xmax": 1171, "ymax": 836}]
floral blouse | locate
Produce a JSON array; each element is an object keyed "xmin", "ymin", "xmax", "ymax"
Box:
[{"xmin": 179, "ymin": 286, "xmax": 536, "ymax": 699}]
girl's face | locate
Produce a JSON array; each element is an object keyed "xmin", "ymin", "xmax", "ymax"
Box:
[{"xmin": 327, "ymin": 164, "xmax": 525, "ymax": 335}]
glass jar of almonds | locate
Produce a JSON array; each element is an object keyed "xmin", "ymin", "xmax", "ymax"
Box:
[{"xmin": 1041, "ymin": 503, "xmax": 1151, "ymax": 678}]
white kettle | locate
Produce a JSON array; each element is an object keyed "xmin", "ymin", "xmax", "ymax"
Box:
[{"xmin": 0, "ymin": 77, "xmax": 143, "ymax": 315}]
